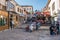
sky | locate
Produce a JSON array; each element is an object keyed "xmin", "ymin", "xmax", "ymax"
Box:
[{"xmin": 15, "ymin": 0, "xmax": 48, "ymax": 11}]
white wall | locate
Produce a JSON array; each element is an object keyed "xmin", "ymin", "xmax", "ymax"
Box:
[
  {"xmin": 16, "ymin": 5, "xmax": 27, "ymax": 17},
  {"xmin": 22, "ymin": 7, "xmax": 33, "ymax": 14},
  {"xmin": 49, "ymin": 1, "xmax": 53, "ymax": 16},
  {"xmin": 0, "ymin": 0, "xmax": 6, "ymax": 6},
  {"xmin": 58, "ymin": 0, "xmax": 60, "ymax": 10},
  {"xmin": 49, "ymin": 0, "xmax": 60, "ymax": 22},
  {"xmin": 49, "ymin": 0, "xmax": 59, "ymax": 16}
]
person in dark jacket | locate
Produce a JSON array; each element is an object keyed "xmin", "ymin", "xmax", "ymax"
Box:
[
  {"xmin": 50, "ymin": 25, "xmax": 53, "ymax": 35},
  {"xmin": 36, "ymin": 20, "xmax": 41, "ymax": 30},
  {"xmin": 50, "ymin": 24, "xmax": 58, "ymax": 35},
  {"xmin": 50, "ymin": 24, "xmax": 55, "ymax": 35},
  {"xmin": 10, "ymin": 19, "xmax": 13, "ymax": 30},
  {"xmin": 56, "ymin": 22, "xmax": 59, "ymax": 34}
]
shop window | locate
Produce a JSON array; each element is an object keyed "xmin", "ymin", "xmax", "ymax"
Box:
[{"xmin": 0, "ymin": 17, "xmax": 7, "ymax": 26}]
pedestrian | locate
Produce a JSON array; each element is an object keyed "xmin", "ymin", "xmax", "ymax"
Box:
[
  {"xmin": 50, "ymin": 24, "xmax": 58, "ymax": 35},
  {"xmin": 50, "ymin": 24, "xmax": 54, "ymax": 35},
  {"xmin": 12, "ymin": 20, "xmax": 15, "ymax": 28},
  {"xmin": 29, "ymin": 23, "xmax": 34, "ymax": 32},
  {"xmin": 36, "ymin": 20, "xmax": 41, "ymax": 30},
  {"xmin": 10, "ymin": 19, "xmax": 13, "ymax": 30},
  {"xmin": 53, "ymin": 26, "xmax": 58, "ymax": 35},
  {"xmin": 24, "ymin": 19, "xmax": 26, "ymax": 24},
  {"xmin": 56, "ymin": 22, "xmax": 59, "ymax": 34}
]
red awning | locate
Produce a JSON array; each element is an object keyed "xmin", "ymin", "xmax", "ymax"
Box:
[
  {"xmin": 43, "ymin": 12, "xmax": 50, "ymax": 16},
  {"xmin": 36, "ymin": 12, "xmax": 41, "ymax": 15}
]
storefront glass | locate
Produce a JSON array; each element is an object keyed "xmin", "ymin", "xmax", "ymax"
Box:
[
  {"xmin": 0, "ymin": 16, "xmax": 7, "ymax": 26},
  {"xmin": 0, "ymin": 10, "xmax": 8, "ymax": 26}
]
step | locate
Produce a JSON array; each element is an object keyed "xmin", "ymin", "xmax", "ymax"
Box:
[{"xmin": 39, "ymin": 26, "xmax": 50, "ymax": 30}]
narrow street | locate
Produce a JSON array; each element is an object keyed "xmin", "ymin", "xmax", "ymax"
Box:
[
  {"xmin": 0, "ymin": 24, "xmax": 60, "ymax": 40},
  {"xmin": 0, "ymin": 0, "xmax": 60, "ymax": 40}
]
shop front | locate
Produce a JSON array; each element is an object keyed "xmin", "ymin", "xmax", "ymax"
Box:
[
  {"xmin": 8, "ymin": 11, "xmax": 19, "ymax": 28},
  {"xmin": 19, "ymin": 13, "xmax": 26, "ymax": 24},
  {"xmin": 0, "ymin": 10, "xmax": 8, "ymax": 31}
]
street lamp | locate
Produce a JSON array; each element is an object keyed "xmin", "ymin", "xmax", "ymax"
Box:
[
  {"xmin": 0, "ymin": 15, "xmax": 3, "ymax": 19},
  {"xmin": 1, "ymin": 15, "xmax": 3, "ymax": 18}
]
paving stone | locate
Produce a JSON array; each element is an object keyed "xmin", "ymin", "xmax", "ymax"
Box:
[{"xmin": 0, "ymin": 24, "xmax": 60, "ymax": 40}]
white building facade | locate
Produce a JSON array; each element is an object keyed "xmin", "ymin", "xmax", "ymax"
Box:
[
  {"xmin": 21, "ymin": 6, "xmax": 33, "ymax": 18},
  {"xmin": 49, "ymin": 0, "xmax": 60, "ymax": 31},
  {"xmin": 21, "ymin": 6, "xmax": 33, "ymax": 14},
  {"xmin": 0, "ymin": 0, "xmax": 6, "ymax": 6},
  {"xmin": 49, "ymin": 0, "xmax": 60, "ymax": 22},
  {"xmin": 16, "ymin": 5, "xmax": 28, "ymax": 23}
]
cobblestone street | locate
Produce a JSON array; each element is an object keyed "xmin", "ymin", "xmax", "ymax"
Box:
[
  {"xmin": 0, "ymin": 24, "xmax": 60, "ymax": 40},
  {"xmin": 0, "ymin": 0, "xmax": 60, "ymax": 40}
]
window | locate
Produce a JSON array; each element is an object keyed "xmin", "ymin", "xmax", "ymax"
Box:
[
  {"xmin": 30, "ymin": 8, "xmax": 31, "ymax": 10},
  {"xmin": 20, "ymin": 9, "xmax": 21, "ymax": 13},
  {"xmin": 24, "ymin": 8, "xmax": 26, "ymax": 10},
  {"xmin": 2, "ymin": 6, "xmax": 6, "ymax": 10},
  {"xmin": 17, "ymin": 8, "xmax": 19, "ymax": 12},
  {"xmin": 21, "ymin": 10, "xmax": 23, "ymax": 13},
  {"xmin": 0, "ymin": 16, "xmax": 7, "ymax": 26},
  {"xmin": 27, "ymin": 8, "xmax": 28, "ymax": 10},
  {"xmin": 48, "ymin": 7, "xmax": 50, "ymax": 10},
  {"xmin": 5, "ymin": 0, "xmax": 8, "ymax": 1},
  {"xmin": 52, "ymin": 2, "xmax": 55, "ymax": 11},
  {"xmin": 0, "ymin": 11, "xmax": 8, "ymax": 26}
]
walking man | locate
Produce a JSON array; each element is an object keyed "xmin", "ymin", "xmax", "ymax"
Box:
[
  {"xmin": 10, "ymin": 19, "xmax": 14, "ymax": 30},
  {"xmin": 10, "ymin": 19, "xmax": 13, "ymax": 30}
]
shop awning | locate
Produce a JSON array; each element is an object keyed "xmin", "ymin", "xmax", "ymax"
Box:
[{"xmin": 43, "ymin": 12, "xmax": 50, "ymax": 16}]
